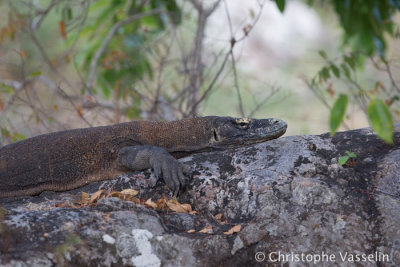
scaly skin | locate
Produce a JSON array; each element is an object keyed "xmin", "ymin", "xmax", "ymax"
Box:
[{"xmin": 0, "ymin": 116, "xmax": 287, "ymax": 198}]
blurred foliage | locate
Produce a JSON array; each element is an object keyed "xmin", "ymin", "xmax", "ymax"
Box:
[
  {"xmin": 298, "ymin": 0, "xmax": 399, "ymax": 143},
  {"xmin": 332, "ymin": 0, "xmax": 400, "ymax": 56},
  {"xmin": 367, "ymin": 98, "xmax": 394, "ymax": 143},
  {"xmin": 312, "ymin": 50, "xmax": 398, "ymax": 143},
  {"xmin": 301, "ymin": 0, "xmax": 400, "ymax": 55},
  {"xmin": 1, "ymin": 0, "xmax": 399, "ymax": 144},
  {"xmin": 0, "ymin": 0, "xmax": 182, "ymax": 144},
  {"xmin": 77, "ymin": 0, "xmax": 181, "ymax": 116}
]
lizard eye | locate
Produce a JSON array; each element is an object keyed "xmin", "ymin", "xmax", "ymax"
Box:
[{"xmin": 235, "ymin": 118, "xmax": 251, "ymax": 129}]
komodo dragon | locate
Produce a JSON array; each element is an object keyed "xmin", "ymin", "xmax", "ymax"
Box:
[{"xmin": 0, "ymin": 116, "xmax": 287, "ymax": 198}]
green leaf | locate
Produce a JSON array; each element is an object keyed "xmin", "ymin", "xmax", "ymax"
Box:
[
  {"xmin": 165, "ymin": 0, "xmax": 182, "ymax": 25},
  {"xmin": 12, "ymin": 133, "xmax": 26, "ymax": 142},
  {"xmin": 318, "ymin": 50, "xmax": 327, "ymax": 59},
  {"xmin": 63, "ymin": 6, "xmax": 73, "ymax": 22},
  {"xmin": 322, "ymin": 67, "xmax": 331, "ymax": 81},
  {"xmin": 330, "ymin": 94, "xmax": 348, "ymax": 135},
  {"xmin": 344, "ymin": 55, "xmax": 355, "ymax": 70},
  {"xmin": 330, "ymin": 64, "xmax": 341, "ymax": 78},
  {"xmin": 340, "ymin": 63, "xmax": 351, "ymax": 79},
  {"xmin": 275, "ymin": 0, "xmax": 286, "ymax": 13},
  {"xmin": 141, "ymin": 15, "xmax": 160, "ymax": 28},
  {"xmin": 67, "ymin": 7, "xmax": 73, "ymax": 21},
  {"xmin": 29, "ymin": 71, "xmax": 42, "ymax": 78},
  {"xmin": 367, "ymin": 98, "xmax": 393, "ymax": 144},
  {"xmin": 345, "ymin": 151, "xmax": 356, "ymax": 158},
  {"xmin": 338, "ymin": 155, "xmax": 349, "ymax": 166},
  {"xmin": 1, "ymin": 127, "xmax": 11, "ymax": 138},
  {"xmin": 0, "ymin": 83, "xmax": 14, "ymax": 93},
  {"xmin": 319, "ymin": 67, "xmax": 331, "ymax": 83}
]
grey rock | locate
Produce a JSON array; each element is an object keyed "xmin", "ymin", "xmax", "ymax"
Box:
[{"xmin": 1, "ymin": 126, "xmax": 399, "ymax": 266}]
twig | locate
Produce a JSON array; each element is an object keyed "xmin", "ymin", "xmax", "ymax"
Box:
[
  {"xmin": 377, "ymin": 57, "xmax": 400, "ymax": 94},
  {"xmin": 0, "ymin": 78, "xmax": 27, "ymax": 112},
  {"xmin": 222, "ymin": 0, "xmax": 244, "ymax": 116},
  {"xmin": 303, "ymin": 77, "xmax": 351, "ymax": 130},
  {"xmin": 189, "ymin": 0, "xmax": 265, "ymax": 116},
  {"xmin": 248, "ymin": 86, "xmax": 280, "ymax": 117},
  {"xmin": 151, "ymin": 28, "xmax": 178, "ymax": 117},
  {"xmin": 187, "ymin": 0, "xmax": 222, "ymax": 116},
  {"xmin": 190, "ymin": 50, "xmax": 231, "ymax": 114}
]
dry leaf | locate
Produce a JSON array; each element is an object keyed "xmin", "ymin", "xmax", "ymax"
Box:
[
  {"xmin": 81, "ymin": 192, "xmax": 89, "ymax": 203},
  {"xmin": 223, "ymin": 225, "xmax": 242, "ymax": 235},
  {"xmin": 59, "ymin": 21, "xmax": 67, "ymax": 39},
  {"xmin": 55, "ymin": 202, "xmax": 70, "ymax": 208},
  {"xmin": 89, "ymin": 190, "xmax": 104, "ymax": 204},
  {"xmin": 155, "ymin": 195, "xmax": 168, "ymax": 210},
  {"xmin": 181, "ymin": 204, "xmax": 192, "ymax": 212},
  {"xmin": 109, "ymin": 190, "xmax": 137, "ymax": 202},
  {"xmin": 327, "ymin": 82, "xmax": 335, "ymax": 97},
  {"xmin": 0, "ymin": 98, "xmax": 4, "ymax": 111},
  {"xmin": 110, "ymin": 191, "xmax": 120, "ymax": 197},
  {"xmin": 20, "ymin": 49, "xmax": 27, "ymax": 60},
  {"xmin": 199, "ymin": 225, "xmax": 213, "ymax": 234},
  {"xmin": 131, "ymin": 198, "xmax": 141, "ymax": 204},
  {"xmin": 215, "ymin": 213, "xmax": 223, "ymax": 220},
  {"xmin": 120, "ymin": 189, "xmax": 139, "ymax": 196},
  {"xmin": 77, "ymin": 105, "xmax": 83, "ymax": 117},
  {"xmin": 187, "ymin": 229, "xmax": 196, "ymax": 233},
  {"xmin": 53, "ymin": 105, "xmax": 58, "ymax": 110},
  {"xmin": 84, "ymin": 95, "xmax": 95, "ymax": 103},
  {"xmin": 167, "ymin": 199, "xmax": 192, "ymax": 213},
  {"xmin": 145, "ymin": 198, "xmax": 158, "ymax": 209}
]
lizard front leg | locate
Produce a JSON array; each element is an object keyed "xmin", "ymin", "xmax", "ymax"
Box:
[{"xmin": 117, "ymin": 146, "xmax": 191, "ymax": 196}]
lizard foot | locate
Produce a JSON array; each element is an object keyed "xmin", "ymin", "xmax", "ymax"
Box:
[
  {"xmin": 150, "ymin": 152, "xmax": 192, "ymax": 196},
  {"xmin": 117, "ymin": 146, "xmax": 192, "ymax": 196}
]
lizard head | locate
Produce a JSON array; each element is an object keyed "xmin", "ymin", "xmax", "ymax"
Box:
[{"xmin": 208, "ymin": 116, "xmax": 287, "ymax": 148}]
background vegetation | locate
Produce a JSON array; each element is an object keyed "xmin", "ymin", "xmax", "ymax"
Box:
[{"xmin": 0, "ymin": 0, "xmax": 399, "ymax": 145}]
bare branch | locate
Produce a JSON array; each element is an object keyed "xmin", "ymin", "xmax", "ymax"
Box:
[
  {"xmin": 186, "ymin": 0, "xmax": 222, "ymax": 115},
  {"xmin": 190, "ymin": 50, "xmax": 231, "ymax": 115},
  {"xmin": 189, "ymin": 0, "xmax": 265, "ymax": 116},
  {"xmin": 0, "ymin": 78, "xmax": 27, "ymax": 112},
  {"xmin": 303, "ymin": 78, "xmax": 351, "ymax": 130},
  {"xmin": 248, "ymin": 86, "xmax": 280, "ymax": 118},
  {"xmin": 223, "ymin": 0, "xmax": 244, "ymax": 116},
  {"xmin": 370, "ymin": 56, "xmax": 400, "ymax": 94}
]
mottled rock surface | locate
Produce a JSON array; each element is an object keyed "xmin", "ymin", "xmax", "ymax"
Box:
[{"xmin": 1, "ymin": 126, "xmax": 400, "ymax": 266}]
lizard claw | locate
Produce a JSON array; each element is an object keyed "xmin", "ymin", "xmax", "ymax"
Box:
[
  {"xmin": 150, "ymin": 151, "xmax": 192, "ymax": 195},
  {"xmin": 118, "ymin": 145, "xmax": 192, "ymax": 196}
]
